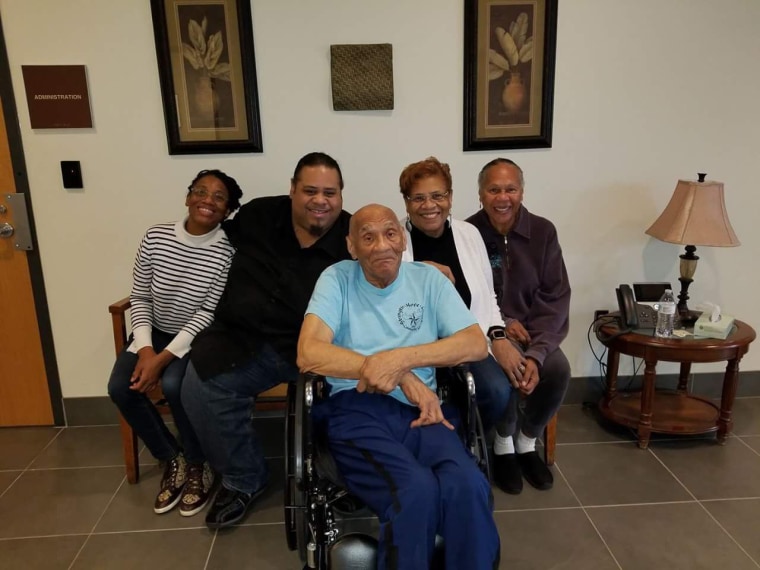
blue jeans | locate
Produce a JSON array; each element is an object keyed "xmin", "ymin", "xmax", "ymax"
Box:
[
  {"xmin": 468, "ymin": 353, "xmax": 513, "ymax": 433},
  {"xmin": 107, "ymin": 329, "xmax": 204, "ymax": 464},
  {"xmin": 181, "ymin": 343, "xmax": 299, "ymax": 493}
]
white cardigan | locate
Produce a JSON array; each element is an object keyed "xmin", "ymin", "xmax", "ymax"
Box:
[{"xmin": 402, "ymin": 218, "xmax": 505, "ymax": 338}]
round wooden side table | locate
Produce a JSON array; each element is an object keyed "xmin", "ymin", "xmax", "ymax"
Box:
[{"xmin": 597, "ymin": 319, "xmax": 755, "ymax": 449}]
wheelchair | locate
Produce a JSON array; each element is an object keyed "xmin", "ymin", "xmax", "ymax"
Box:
[{"xmin": 284, "ymin": 366, "xmax": 490, "ymax": 570}]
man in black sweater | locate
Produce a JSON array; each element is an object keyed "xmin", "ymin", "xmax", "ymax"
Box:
[{"xmin": 182, "ymin": 152, "xmax": 352, "ymax": 529}]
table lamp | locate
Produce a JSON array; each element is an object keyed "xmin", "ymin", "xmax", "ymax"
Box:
[{"xmin": 645, "ymin": 173, "xmax": 740, "ymax": 327}]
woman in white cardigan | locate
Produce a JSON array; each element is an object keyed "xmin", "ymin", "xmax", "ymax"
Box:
[{"xmin": 399, "ymin": 157, "xmax": 527, "ymax": 493}]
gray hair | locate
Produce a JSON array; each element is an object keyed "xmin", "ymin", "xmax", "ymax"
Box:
[{"xmin": 477, "ymin": 158, "xmax": 525, "ymax": 190}]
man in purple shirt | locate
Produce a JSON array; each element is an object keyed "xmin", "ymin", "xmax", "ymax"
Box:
[{"xmin": 466, "ymin": 158, "xmax": 571, "ymax": 495}]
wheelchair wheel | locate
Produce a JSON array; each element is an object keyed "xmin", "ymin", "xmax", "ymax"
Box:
[{"xmin": 284, "ymin": 380, "xmax": 309, "ymax": 560}]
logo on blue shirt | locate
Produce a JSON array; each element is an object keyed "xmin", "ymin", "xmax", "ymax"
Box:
[{"xmin": 397, "ymin": 303, "xmax": 424, "ymax": 331}]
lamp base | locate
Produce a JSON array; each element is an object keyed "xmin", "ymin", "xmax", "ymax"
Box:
[{"xmin": 678, "ymin": 309, "xmax": 702, "ymax": 329}]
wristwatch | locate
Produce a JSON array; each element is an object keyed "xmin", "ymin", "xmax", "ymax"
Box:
[{"xmin": 487, "ymin": 326, "xmax": 507, "ymax": 342}]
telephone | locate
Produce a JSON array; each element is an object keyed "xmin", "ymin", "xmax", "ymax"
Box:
[{"xmin": 616, "ymin": 284, "xmax": 657, "ymax": 329}]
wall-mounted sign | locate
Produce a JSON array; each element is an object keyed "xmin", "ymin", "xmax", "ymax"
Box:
[{"xmin": 21, "ymin": 65, "xmax": 92, "ymax": 129}]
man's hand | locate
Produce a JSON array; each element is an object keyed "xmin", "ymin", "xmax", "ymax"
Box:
[
  {"xmin": 130, "ymin": 347, "xmax": 173, "ymax": 393},
  {"xmin": 399, "ymin": 373, "xmax": 454, "ymax": 430},
  {"xmin": 516, "ymin": 358, "xmax": 540, "ymax": 395},
  {"xmin": 491, "ymin": 338, "xmax": 527, "ymax": 389},
  {"xmin": 357, "ymin": 350, "xmax": 409, "ymax": 394},
  {"xmin": 421, "ymin": 260, "xmax": 455, "ymax": 284},
  {"xmin": 506, "ymin": 320, "xmax": 531, "ymax": 346}
]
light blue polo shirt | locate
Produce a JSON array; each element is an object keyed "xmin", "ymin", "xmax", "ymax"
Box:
[{"xmin": 305, "ymin": 260, "xmax": 477, "ymax": 406}]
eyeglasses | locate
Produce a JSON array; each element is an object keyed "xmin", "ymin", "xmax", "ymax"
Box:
[
  {"xmin": 189, "ymin": 186, "xmax": 228, "ymax": 205},
  {"xmin": 405, "ymin": 191, "xmax": 450, "ymax": 204}
]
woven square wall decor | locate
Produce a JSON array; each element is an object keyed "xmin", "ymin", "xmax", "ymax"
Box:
[{"xmin": 330, "ymin": 43, "xmax": 393, "ymax": 111}]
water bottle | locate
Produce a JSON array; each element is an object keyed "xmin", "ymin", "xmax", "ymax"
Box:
[{"xmin": 655, "ymin": 289, "xmax": 676, "ymax": 338}]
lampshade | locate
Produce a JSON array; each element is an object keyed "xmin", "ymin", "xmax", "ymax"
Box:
[{"xmin": 645, "ymin": 178, "xmax": 740, "ymax": 246}]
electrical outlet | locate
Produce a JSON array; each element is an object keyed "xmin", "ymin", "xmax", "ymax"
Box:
[{"xmin": 594, "ymin": 309, "xmax": 609, "ymax": 321}]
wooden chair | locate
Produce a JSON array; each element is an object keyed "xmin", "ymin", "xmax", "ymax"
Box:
[
  {"xmin": 109, "ymin": 297, "xmax": 288, "ymax": 483},
  {"xmin": 544, "ymin": 414, "xmax": 557, "ymax": 466}
]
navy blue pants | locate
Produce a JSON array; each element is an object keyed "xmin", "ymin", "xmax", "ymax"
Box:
[{"xmin": 315, "ymin": 390, "xmax": 500, "ymax": 570}]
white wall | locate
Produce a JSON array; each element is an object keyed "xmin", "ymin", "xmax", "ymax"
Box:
[{"xmin": 1, "ymin": 0, "xmax": 758, "ymax": 397}]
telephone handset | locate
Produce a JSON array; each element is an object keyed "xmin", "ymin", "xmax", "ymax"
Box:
[{"xmin": 615, "ymin": 284, "xmax": 657, "ymax": 330}]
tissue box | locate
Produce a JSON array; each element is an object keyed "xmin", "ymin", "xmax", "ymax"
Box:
[{"xmin": 693, "ymin": 313, "xmax": 735, "ymax": 340}]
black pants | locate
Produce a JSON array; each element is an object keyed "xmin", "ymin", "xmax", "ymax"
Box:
[{"xmin": 497, "ymin": 347, "xmax": 571, "ymax": 439}]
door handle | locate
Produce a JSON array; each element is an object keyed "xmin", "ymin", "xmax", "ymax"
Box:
[{"xmin": 3, "ymin": 194, "xmax": 33, "ymax": 250}]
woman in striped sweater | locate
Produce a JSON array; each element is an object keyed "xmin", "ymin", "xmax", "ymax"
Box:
[{"xmin": 108, "ymin": 169, "xmax": 241, "ymax": 516}]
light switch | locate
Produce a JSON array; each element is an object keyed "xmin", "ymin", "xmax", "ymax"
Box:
[{"xmin": 61, "ymin": 161, "xmax": 83, "ymax": 188}]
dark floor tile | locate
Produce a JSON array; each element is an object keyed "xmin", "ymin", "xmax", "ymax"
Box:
[
  {"xmin": 650, "ymin": 437, "xmax": 760, "ymax": 499},
  {"xmin": 703, "ymin": 498, "xmax": 760, "ymax": 563},
  {"xmin": 71, "ymin": 528, "xmax": 212, "ymax": 569},
  {"xmin": 30, "ymin": 426, "xmax": 124, "ymax": 469},
  {"xmin": 556, "ymin": 403, "xmax": 636, "ymax": 444},
  {"xmin": 95, "ymin": 463, "xmax": 212, "ymax": 532},
  {"xmin": 729, "ymin": 398, "xmax": 760, "ymax": 436},
  {"xmin": 208, "ymin": 523, "xmax": 302, "ymax": 569},
  {"xmin": 0, "ymin": 427, "xmax": 61, "ymax": 470},
  {"xmin": 0, "ymin": 467, "xmax": 124, "ymax": 538},
  {"xmin": 558, "ymin": 442, "xmax": 691, "ymax": 506},
  {"xmin": 588, "ymin": 502, "xmax": 757, "ymax": 569},
  {"xmin": 494, "ymin": 508, "xmax": 618, "ymax": 569},
  {"xmin": 0, "ymin": 535, "xmax": 87, "ymax": 570},
  {"xmin": 137, "ymin": 447, "xmax": 155, "ymax": 466},
  {"xmin": 0, "ymin": 470, "xmax": 21, "ymax": 495},
  {"xmin": 740, "ymin": 435, "xmax": 760, "ymax": 454}
]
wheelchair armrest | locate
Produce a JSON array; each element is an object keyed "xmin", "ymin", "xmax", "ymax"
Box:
[
  {"xmin": 437, "ymin": 364, "xmax": 476, "ymax": 399},
  {"xmin": 301, "ymin": 372, "xmax": 330, "ymax": 409},
  {"xmin": 452, "ymin": 364, "xmax": 476, "ymax": 397}
]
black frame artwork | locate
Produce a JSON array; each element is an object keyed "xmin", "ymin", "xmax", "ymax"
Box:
[
  {"xmin": 463, "ymin": 0, "xmax": 558, "ymax": 151},
  {"xmin": 150, "ymin": 0, "xmax": 263, "ymax": 154}
]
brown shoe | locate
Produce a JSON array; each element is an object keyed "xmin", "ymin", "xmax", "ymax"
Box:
[
  {"xmin": 179, "ymin": 462, "xmax": 215, "ymax": 517},
  {"xmin": 154, "ymin": 454, "xmax": 187, "ymax": 514}
]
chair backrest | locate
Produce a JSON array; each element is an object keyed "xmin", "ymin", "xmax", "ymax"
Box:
[{"xmin": 108, "ymin": 297, "xmax": 131, "ymax": 356}]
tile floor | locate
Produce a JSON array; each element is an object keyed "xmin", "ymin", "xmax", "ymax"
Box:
[{"xmin": 2, "ymin": 399, "xmax": 760, "ymax": 569}]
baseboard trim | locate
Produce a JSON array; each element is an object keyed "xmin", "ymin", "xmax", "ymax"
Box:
[{"xmin": 63, "ymin": 370, "xmax": 760, "ymax": 426}]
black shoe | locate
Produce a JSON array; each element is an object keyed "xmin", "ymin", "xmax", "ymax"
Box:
[
  {"xmin": 205, "ymin": 484, "xmax": 267, "ymax": 529},
  {"xmin": 493, "ymin": 453, "xmax": 523, "ymax": 495},
  {"xmin": 517, "ymin": 451, "xmax": 553, "ymax": 490}
]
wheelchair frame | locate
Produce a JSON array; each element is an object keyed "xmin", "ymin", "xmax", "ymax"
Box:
[{"xmin": 284, "ymin": 366, "xmax": 490, "ymax": 570}]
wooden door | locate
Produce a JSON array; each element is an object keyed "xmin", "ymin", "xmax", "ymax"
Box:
[{"xmin": 0, "ymin": 92, "xmax": 56, "ymax": 425}]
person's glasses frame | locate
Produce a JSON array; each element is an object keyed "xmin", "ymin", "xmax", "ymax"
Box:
[
  {"xmin": 405, "ymin": 190, "xmax": 451, "ymax": 205},
  {"xmin": 188, "ymin": 186, "xmax": 229, "ymax": 205}
]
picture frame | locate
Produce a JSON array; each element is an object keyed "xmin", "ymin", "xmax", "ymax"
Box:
[
  {"xmin": 463, "ymin": 0, "xmax": 558, "ymax": 151},
  {"xmin": 150, "ymin": 0, "xmax": 262, "ymax": 155}
]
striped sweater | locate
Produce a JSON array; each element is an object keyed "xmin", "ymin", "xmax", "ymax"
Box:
[{"xmin": 128, "ymin": 220, "xmax": 235, "ymax": 358}]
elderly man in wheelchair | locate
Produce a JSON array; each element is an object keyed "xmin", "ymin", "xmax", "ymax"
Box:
[{"xmin": 291, "ymin": 204, "xmax": 500, "ymax": 569}]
